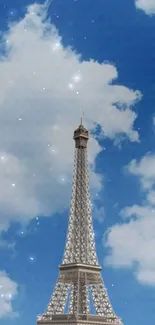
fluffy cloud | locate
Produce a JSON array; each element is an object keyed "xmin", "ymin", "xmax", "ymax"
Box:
[
  {"xmin": 105, "ymin": 154, "xmax": 155, "ymax": 285},
  {"xmin": 135, "ymin": 0, "xmax": 155, "ymax": 15},
  {"xmin": 0, "ymin": 2, "xmax": 141, "ymax": 232},
  {"xmin": 0, "ymin": 271, "xmax": 18, "ymax": 318},
  {"xmin": 128, "ymin": 154, "xmax": 155, "ymax": 189}
]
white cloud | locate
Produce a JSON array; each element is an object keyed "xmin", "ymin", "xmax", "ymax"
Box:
[
  {"xmin": 147, "ymin": 190, "xmax": 155, "ymax": 205},
  {"xmin": 0, "ymin": 2, "xmax": 141, "ymax": 232},
  {"xmin": 105, "ymin": 154, "xmax": 155, "ymax": 285},
  {"xmin": 105, "ymin": 206, "xmax": 155, "ymax": 285},
  {"xmin": 0, "ymin": 271, "xmax": 18, "ymax": 318},
  {"xmin": 135, "ymin": 0, "xmax": 155, "ymax": 15},
  {"xmin": 128, "ymin": 154, "xmax": 155, "ymax": 189}
]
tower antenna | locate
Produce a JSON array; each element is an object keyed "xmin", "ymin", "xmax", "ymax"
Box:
[{"xmin": 80, "ymin": 106, "xmax": 84, "ymax": 125}]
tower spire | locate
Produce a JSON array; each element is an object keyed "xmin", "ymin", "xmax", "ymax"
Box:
[
  {"xmin": 37, "ymin": 120, "xmax": 123, "ymax": 325},
  {"xmin": 80, "ymin": 106, "xmax": 84, "ymax": 125}
]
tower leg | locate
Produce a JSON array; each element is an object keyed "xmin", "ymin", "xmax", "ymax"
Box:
[
  {"xmin": 90, "ymin": 278, "xmax": 117, "ymax": 318},
  {"xmin": 45, "ymin": 277, "xmax": 69, "ymax": 316}
]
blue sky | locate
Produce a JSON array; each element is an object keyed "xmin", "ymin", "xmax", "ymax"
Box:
[{"xmin": 0, "ymin": 0, "xmax": 155, "ymax": 324}]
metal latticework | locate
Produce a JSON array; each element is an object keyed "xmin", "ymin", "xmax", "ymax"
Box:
[
  {"xmin": 62, "ymin": 147, "xmax": 98, "ymax": 265},
  {"xmin": 90, "ymin": 279, "xmax": 116, "ymax": 317},
  {"xmin": 68, "ymin": 272, "xmax": 90, "ymax": 315},
  {"xmin": 37, "ymin": 122, "xmax": 123, "ymax": 325},
  {"xmin": 45, "ymin": 276, "xmax": 69, "ymax": 315}
]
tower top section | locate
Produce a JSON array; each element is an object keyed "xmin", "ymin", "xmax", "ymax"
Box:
[{"xmin": 73, "ymin": 120, "xmax": 89, "ymax": 148}]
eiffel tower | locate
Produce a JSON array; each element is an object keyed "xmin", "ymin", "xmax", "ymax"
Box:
[{"xmin": 37, "ymin": 118, "xmax": 123, "ymax": 325}]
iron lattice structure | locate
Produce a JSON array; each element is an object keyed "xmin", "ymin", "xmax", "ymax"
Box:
[{"xmin": 37, "ymin": 122, "xmax": 123, "ymax": 325}]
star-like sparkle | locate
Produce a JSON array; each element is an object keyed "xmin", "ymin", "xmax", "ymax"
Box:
[
  {"xmin": 52, "ymin": 42, "xmax": 61, "ymax": 50},
  {"xmin": 72, "ymin": 73, "xmax": 81, "ymax": 83},
  {"xmin": 68, "ymin": 83, "xmax": 74, "ymax": 89}
]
